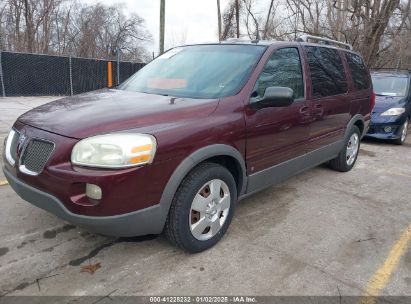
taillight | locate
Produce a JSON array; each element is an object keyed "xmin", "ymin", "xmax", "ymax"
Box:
[{"xmin": 370, "ymin": 92, "xmax": 376, "ymax": 112}]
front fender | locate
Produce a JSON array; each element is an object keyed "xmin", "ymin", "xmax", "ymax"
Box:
[{"xmin": 156, "ymin": 144, "xmax": 247, "ymax": 230}]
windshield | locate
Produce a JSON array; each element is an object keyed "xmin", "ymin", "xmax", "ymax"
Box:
[
  {"xmin": 372, "ymin": 75, "xmax": 409, "ymax": 97},
  {"xmin": 119, "ymin": 44, "xmax": 266, "ymax": 99}
]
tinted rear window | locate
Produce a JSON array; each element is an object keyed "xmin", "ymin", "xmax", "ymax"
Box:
[
  {"xmin": 304, "ymin": 46, "xmax": 348, "ymax": 98},
  {"xmin": 345, "ymin": 52, "xmax": 371, "ymax": 90}
]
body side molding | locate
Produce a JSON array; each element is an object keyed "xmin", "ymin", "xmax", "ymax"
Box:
[{"xmin": 243, "ymin": 140, "xmax": 344, "ymax": 198}]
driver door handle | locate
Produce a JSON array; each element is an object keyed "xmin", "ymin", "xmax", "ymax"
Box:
[{"xmin": 299, "ymin": 106, "xmax": 310, "ymax": 114}]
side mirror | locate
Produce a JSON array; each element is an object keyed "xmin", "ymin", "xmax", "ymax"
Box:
[{"xmin": 251, "ymin": 87, "xmax": 294, "ymax": 108}]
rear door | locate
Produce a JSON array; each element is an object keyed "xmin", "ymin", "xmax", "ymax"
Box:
[
  {"xmin": 344, "ymin": 52, "xmax": 373, "ymax": 121},
  {"xmin": 303, "ymin": 46, "xmax": 351, "ymax": 151}
]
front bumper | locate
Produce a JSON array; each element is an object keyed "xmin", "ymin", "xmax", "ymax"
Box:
[
  {"xmin": 365, "ymin": 113, "xmax": 406, "ymax": 140},
  {"xmin": 3, "ymin": 166, "xmax": 164, "ymax": 237},
  {"xmin": 4, "ymin": 121, "xmax": 178, "ymax": 217},
  {"xmin": 365, "ymin": 124, "xmax": 401, "ymax": 139}
]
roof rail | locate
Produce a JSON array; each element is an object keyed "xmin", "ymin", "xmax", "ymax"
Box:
[
  {"xmin": 297, "ymin": 35, "xmax": 353, "ymax": 50},
  {"xmin": 225, "ymin": 38, "xmax": 253, "ymax": 43},
  {"xmin": 371, "ymin": 68, "xmax": 411, "ymax": 74}
]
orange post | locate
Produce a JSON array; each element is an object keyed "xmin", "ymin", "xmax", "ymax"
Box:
[{"xmin": 107, "ymin": 61, "xmax": 113, "ymax": 87}]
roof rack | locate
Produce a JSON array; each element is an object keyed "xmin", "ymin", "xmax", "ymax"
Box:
[
  {"xmin": 297, "ymin": 35, "xmax": 353, "ymax": 50},
  {"xmin": 371, "ymin": 68, "xmax": 411, "ymax": 74},
  {"xmin": 225, "ymin": 38, "xmax": 253, "ymax": 43},
  {"xmin": 224, "ymin": 38, "xmax": 262, "ymax": 44}
]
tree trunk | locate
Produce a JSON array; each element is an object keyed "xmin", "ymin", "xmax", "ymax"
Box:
[
  {"xmin": 263, "ymin": 0, "xmax": 275, "ymax": 40},
  {"xmin": 23, "ymin": 0, "xmax": 35, "ymax": 53},
  {"xmin": 361, "ymin": 0, "xmax": 400, "ymax": 67}
]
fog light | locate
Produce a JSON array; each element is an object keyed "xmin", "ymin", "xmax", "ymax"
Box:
[
  {"xmin": 384, "ymin": 126, "xmax": 392, "ymax": 133},
  {"xmin": 86, "ymin": 184, "xmax": 102, "ymax": 200}
]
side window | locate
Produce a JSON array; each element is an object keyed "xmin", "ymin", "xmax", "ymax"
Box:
[
  {"xmin": 304, "ymin": 46, "xmax": 348, "ymax": 98},
  {"xmin": 345, "ymin": 52, "xmax": 371, "ymax": 90},
  {"xmin": 254, "ymin": 48, "xmax": 304, "ymax": 100}
]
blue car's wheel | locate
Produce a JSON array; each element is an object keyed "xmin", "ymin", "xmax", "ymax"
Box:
[{"xmin": 394, "ymin": 118, "xmax": 409, "ymax": 145}]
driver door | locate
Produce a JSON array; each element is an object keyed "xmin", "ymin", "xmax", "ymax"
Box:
[{"xmin": 244, "ymin": 47, "xmax": 311, "ymax": 175}]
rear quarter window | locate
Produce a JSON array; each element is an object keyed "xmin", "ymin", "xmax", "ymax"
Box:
[
  {"xmin": 304, "ymin": 46, "xmax": 348, "ymax": 98},
  {"xmin": 345, "ymin": 52, "xmax": 371, "ymax": 90}
]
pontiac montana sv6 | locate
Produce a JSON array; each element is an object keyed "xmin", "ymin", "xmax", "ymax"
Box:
[{"xmin": 3, "ymin": 37, "xmax": 373, "ymax": 252}]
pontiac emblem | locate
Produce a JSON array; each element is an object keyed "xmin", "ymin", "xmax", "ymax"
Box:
[
  {"xmin": 17, "ymin": 134, "xmax": 27, "ymax": 156},
  {"xmin": 18, "ymin": 134, "xmax": 26, "ymax": 146}
]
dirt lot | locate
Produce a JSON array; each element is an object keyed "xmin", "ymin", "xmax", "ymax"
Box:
[{"xmin": 0, "ymin": 97, "xmax": 410, "ymax": 297}]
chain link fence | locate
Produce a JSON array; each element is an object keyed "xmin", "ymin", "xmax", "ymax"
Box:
[{"xmin": 0, "ymin": 50, "xmax": 145, "ymax": 97}]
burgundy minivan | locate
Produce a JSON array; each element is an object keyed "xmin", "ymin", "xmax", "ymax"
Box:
[{"xmin": 3, "ymin": 37, "xmax": 373, "ymax": 252}]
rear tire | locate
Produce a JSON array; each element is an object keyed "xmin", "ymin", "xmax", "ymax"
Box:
[
  {"xmin": 330, "ymin": 126, "xmax": 361, "ymax": 172},
  {"xmin": 164, "ymin": 162, "xmax": 237, "ymax": 253},
  {"xmin": 393, "ymin": 118, "xmax": 409, "ymax": 145}
]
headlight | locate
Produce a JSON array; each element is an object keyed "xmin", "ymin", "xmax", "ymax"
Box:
[
  {"xmin": 71, "ymin": 133, "xmax": 157, "ymax": 168},
  {"xmin": 381, "ymin": 108, "xmax": 405, "ymax": 116}
]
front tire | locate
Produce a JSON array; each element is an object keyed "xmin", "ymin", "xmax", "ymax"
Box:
[
  {"xmin": 164, "ymin": 162, "xmax": 237, "ymax": 253},
  {"xmin": 330, "ymin": 126, "xmax": 361, "ymax": 172},
  {"xmin": 393, "ymin": 118, "xmax": 409, "ymax": 145}
]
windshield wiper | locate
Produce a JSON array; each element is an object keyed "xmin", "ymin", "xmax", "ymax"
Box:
[{"xmin": 139, "ymin": 90, "xmax": 169, "ymax": 97}]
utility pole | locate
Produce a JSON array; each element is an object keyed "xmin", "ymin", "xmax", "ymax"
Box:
[
  {"xmin": 159, "ymin": 0, "xmax": 166, "ymax": 54},
  {"xmin": 217, "ymin": 0, "xmax": 222, "ymax": 41},
  {"xmin": 235, "ymin": 0, "xmax": 240, "ymax": 38}
]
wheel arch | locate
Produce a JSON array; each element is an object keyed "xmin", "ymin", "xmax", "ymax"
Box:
[
  {"xmin": 345, "ymin": 114, "xmax": 365, "ymax": 139},
  {"xmin": 157, "ymin": 144, "xmax": 247, "ymax": 230}
]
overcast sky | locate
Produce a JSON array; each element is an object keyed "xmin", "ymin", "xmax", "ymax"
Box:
[{"xmin": 97, "ymin": 0, "xmax": 232, "ymax": 55}]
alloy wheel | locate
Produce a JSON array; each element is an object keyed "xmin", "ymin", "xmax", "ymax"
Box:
[
  {"xmin": 346, "ymin": 133, "xmax": 359, "ymax": 166},
  {"xmin": 401, "ymin": 119, "xmax": 409, "ymax": 143}
]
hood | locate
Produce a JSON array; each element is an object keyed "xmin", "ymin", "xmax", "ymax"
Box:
[
  {"xmin": 373, "ymin": 95, "xmax": 406, "ymax": 113},
  {"xmin": 18, "ymin": 89, "xmax": 219, "ymax": 139}
]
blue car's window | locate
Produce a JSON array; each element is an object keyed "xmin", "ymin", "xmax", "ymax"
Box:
[
  {"xmin": 119, "ymin": 45, "xmax": 266, "ymax": 99},
  {"xmin": 372, "ymin": 75, "xmax": 409, "ymax": 97}
]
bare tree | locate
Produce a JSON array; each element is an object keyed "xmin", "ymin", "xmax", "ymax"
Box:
[
  {"xmin": 168, "ymin": 27, "xmax": 187, "ymax": 48},
  {"xmin": 350, "ymin": 0, "xmax": 410, "ymax": 67},
  {"xmin": 1, "ymin": 0, "xmax": 152, "ymax": 61},
  {"xmin": 262, "ymin": 0, "xmax": 275, "ymax": 39},
  {"xmin": 23, "ymin": 0, "xmax": 35, "ymax": 52},
  {"xmin": 284, "ymin": 0, "xmax": 411, "ymax": 67},
  {"xmin": 243, "ymin": 0, "xmax": 260, "ymax": 39},
  {"xmin": 74, "ymin": 3, "xmax": 151, "ymax": 60},
  {"xmin": 285, "ymin": 0, "xmax": 327, "ymax": 37},
  {"xmin": 221, "ymin": 0, "xmax": 237, "ymax": 40},
  {"xmin": 241, "ymin": 0, "xmax": 281, "ymax": 41}
]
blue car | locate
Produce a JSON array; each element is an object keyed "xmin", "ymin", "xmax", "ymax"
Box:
[{"xmin": 366, "ymin": 70, "xmax": 411, "ymax": 144}]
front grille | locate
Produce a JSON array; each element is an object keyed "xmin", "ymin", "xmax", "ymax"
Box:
[{"xmin": 20, "ymin": 139, "xmax": 54, "ymax": 174}]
